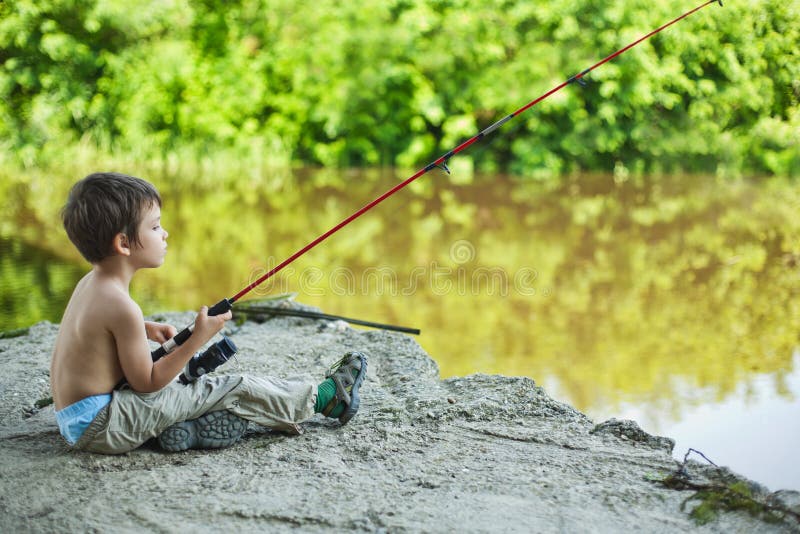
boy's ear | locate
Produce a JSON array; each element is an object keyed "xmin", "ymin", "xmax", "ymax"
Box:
[{"xmin": 112, "ymin": 233, "xmax": 131, "ymax": 256}]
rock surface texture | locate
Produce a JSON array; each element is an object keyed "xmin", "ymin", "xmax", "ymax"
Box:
[{"xmin": 1, "ymin": 311, "xmax": 798, "ymax": 533}]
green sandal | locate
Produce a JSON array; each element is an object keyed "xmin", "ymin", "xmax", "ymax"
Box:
[{"xmin": 321, "ymin": 351, "xmax": 368, "ymax": 425}]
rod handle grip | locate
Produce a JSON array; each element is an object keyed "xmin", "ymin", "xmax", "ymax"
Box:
[
  {"xmin": 150, "ymin": 298, "xmax": 233, "ymax": 362},
  {"xmin": 208, "ymin": 298, "xmax": 234, "ymax": 317}
]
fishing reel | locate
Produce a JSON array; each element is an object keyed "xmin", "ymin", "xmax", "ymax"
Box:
[{"xmin": 179, "ymin": 336, "xmax": 238, "ymax": 385}]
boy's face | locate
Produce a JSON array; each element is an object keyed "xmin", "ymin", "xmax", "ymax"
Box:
[{"xmin": 131, "ymin": 203, "xmax": 168, "ymax": 268}]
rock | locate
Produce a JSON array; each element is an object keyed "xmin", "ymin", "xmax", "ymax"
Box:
[
  {"xmin": 771, "ymin": 490, "xmax": 800, "ymax": 516},
  {"xmin": 590, "ymin": 418, "xmax": 676, "ymax": 453},
  {"xmin": 0, "ymin": 309, "xmax": 795, "ymax": 533}
]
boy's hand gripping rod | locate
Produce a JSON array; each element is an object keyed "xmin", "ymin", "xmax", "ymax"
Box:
[
  {"xmin": 151, "ymin": 0, "xmax": 723, "ymax": 363},
  {"xmin": 151, "ymin": 299, "xmax": 233, "ymax": 360}
]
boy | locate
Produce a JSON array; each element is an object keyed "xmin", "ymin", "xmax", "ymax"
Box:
[{"xmin": 50, "ymin": 172, "xmax": 367, "ymax": 454}]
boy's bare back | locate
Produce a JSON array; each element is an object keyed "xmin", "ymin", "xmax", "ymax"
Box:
[{"xmin": 50, "ymin": 271, "xmax": 142, "ymax": 409}]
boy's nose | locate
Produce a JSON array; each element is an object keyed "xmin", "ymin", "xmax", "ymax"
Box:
[{"xmin": 163, "ymin": 229, "xmax": 169, "ymax": 239}]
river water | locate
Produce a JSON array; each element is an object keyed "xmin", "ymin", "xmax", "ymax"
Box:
[{"xmin": 1, "ymin": 167, "xmax": 798, "ymax": 490}]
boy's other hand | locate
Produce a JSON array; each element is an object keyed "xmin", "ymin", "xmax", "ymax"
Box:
[
  {"xmin": 145, "ymin": 321, "xmax": 178, "ymax": 344},
  {"xmin": 193, "ymin": 306, "xmax": 232, "ymax": 343}
]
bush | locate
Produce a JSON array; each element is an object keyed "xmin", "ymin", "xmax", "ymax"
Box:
[{"xmin": 1, "ymin": 0, "xmax": 797, "ymax": 177}]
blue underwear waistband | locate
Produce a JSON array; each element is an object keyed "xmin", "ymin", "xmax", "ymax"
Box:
[{"xmin": 55, "ymin": 393, "xmax": 112, "ymax": 445}]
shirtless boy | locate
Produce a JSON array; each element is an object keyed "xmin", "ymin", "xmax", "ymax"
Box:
[{"xmin": 50, "ymin": 172, "xmax": 366, "ymax": 454}]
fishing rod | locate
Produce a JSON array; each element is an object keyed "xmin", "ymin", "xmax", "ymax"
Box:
[
  {"xmin": 234, "ymin": 304, "xmax": 421, "ymax": 335},
  {"xmin": 152, "ymin": 0, "xmax": 723, "ymax": 366}
]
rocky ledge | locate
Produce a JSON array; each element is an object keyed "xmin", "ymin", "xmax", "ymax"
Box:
[{"xmin": 1, "ymin": 306, "xmax": 798, "ymax": 533}]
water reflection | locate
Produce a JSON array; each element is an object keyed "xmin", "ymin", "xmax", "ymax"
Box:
[
  {"xmin": 605, "ymin": 350, "xmax": 800, "ymax": 492},
  {"xmin": 1, "ymin": 167, "xmax": 798, "ymax": 488},
  {"xmin": 0, "ymin": 237, "xmax": 85, "ymax": 329}
]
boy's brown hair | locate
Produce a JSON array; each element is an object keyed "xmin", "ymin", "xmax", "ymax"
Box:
[{"xmin": 62, "ymin": 172, "xmax": 162, "ymax": 263}]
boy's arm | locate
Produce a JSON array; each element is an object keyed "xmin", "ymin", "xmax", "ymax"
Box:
[{"xmin": 112, "ymin": 302, "xmax": 229, "ymax": 393}]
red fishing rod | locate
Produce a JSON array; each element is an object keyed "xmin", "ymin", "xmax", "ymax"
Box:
[{"xmin": 153, "ymin": 0, "xmax": 724, "ymax": 363}]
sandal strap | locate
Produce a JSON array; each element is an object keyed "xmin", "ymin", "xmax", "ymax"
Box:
[
  {"xmin": 330, "ymin": 371, "xmax": 353, "ymax": 405},
  {"xmin": 323, "ymin": 352, "xmax": 365, "ymax": 411}
]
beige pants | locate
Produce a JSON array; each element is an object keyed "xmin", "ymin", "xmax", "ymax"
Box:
[{"xmin": 74, "ymin": 374, "xmax": 316, "ymax": 454}]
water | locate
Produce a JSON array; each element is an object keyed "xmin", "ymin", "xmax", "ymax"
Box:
[
  {"xmin": 1, "ymin": 168, "xmax": 798, "ymax": 490},
  {"xmin": 612, "ymin": 350, "xmax": 800, "ymax": 492}
]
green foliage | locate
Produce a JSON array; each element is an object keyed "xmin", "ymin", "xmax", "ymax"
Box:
[
  {"xmin": 661, "ymin": 474, "xmax": 789, "ymax": 526},
  {"xmin": 1, "ymin": 0, "xmax": 798, "ymax": 176},
  {"xmin": 0, "ymin": 327, "xmax": 29, "ymax": 339},
  {"xmin": 686, "ymin": 481, "xmax": 782, "ymax": 525},
  {"xmin": 34, "ymin": 396, "xmax": 53, "ymax": 408}
]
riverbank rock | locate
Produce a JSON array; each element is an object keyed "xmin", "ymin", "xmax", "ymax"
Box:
[{"xmin": 1, "ymin": 309, "xmax": 797, "ymax": 533}]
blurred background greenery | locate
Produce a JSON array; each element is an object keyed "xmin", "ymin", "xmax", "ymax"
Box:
[
  {"xmin": 1, "ymin": 0, "xmax": 799, "ymax": 489},
  {"xmin": 0, "ymin": 0, "xmax": 798, "ymax": 176}
]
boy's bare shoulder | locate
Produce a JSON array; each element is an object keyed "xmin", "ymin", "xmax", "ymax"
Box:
[
  {"xmin": 77, "ymin": 273, "xmax": 143, "ymax": 327},
  {"xmin": 104, "ymin": 294, "xmax": 144, "ymax": 332}
]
